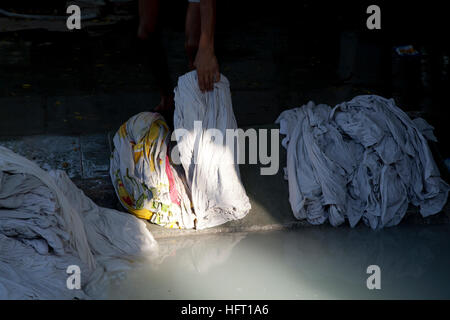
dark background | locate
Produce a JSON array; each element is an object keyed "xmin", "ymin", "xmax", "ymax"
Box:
[{"xmin": 0, "ymin": 1, "xmax": 449, "ymax": 159}]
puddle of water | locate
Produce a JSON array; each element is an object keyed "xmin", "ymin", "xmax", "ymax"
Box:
[{"xmin": 97, "ymin": 224, "xmax": 450, "ymax": 300}]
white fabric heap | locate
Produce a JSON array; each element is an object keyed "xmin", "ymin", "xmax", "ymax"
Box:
[
  {"xmin": 276, "ymin": 95, "xmax": 449, "ymax": 229},
  {"xmin": 0, "ymin": 146, "xmax": 158, "ymax": 299},
  {"xmin": 174, "ymin": 71, "xmax": 251, "ymax": 229}
]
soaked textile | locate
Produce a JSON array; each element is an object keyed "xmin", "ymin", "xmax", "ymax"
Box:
[
  {"xmin": 174, "ymin": 71, "xmax": 251, "ymax": 229},
  {"xmin": 276, "ymin": 95, "xmax": 449, "ymax": 229},
  {"xmin": 111, "ymin": 71, "xmax": 250, "ymax": 230},
  {"xmin": 0, "ymin": 147, "xmax": 158, "ymax": 299},
  {"xmin": 110, "ymin": 112, "xmax": 195, "ymax": 229}
]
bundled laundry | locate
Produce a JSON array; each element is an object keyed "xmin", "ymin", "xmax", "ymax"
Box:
[
  {"xmin": 0, "ymin": 146, "xmax": 158, "ymax": 299},
  {"xmin": 0, "ymin": 71, "xmax": 250, "ymax": 299},
  {"xmin": 276, "ymin": 95, "xmax": 449, "ymax": 229},
  {"xmin": 110, "ymin": 71, "xmax": 251, "ymax": 230},
  {"xmin": 173, "ymin": 71, "xmax": 251, "ymax": 229},
  {"xmin": 110, "ymin": 112, "xmax": 196, "ymax": 229}
]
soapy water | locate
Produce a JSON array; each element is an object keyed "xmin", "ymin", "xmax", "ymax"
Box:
[{"xmin": 96, "ymin": 224, "xmax": 450, "ymax": 300}]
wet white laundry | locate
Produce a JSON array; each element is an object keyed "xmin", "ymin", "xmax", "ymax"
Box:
[
  {"xmin": 276, "ymin": 95, "xmax": 449, "ymax": 229},
  {"xmin": 174, "ymin": 71, "xmax": 251, "ymax": 229},
  {"xmin": 0, "ymin": 71, "xmax": 251, "ymax": 298},
  {"xmin": 0, "ymin": 146, "xmax": 158, "ymax": 299}
]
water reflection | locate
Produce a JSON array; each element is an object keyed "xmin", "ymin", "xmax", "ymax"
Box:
[
  {"xmin": 282, "ymin": 225, "xmax": 448, "ymax": 299},
  {"xmin": 94, "ymin": 225, "xmax": 450, "ymax": 299}
]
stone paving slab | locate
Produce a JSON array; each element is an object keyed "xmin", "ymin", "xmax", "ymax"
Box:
[
  {"xmin": 0, "ymin": 134, "xmax": 82, "ymax": 178},
  {"xmin": 0, "ymin": 96, "xmax": 45, "ymax": 136},
  {"xmin": 0, "ymin": 13, "xmax": 133, "ymax": 33},
  {"xmin": 232, "ymin": 91, "xmax": 282, "ymax": 126},
  {"xmin": 46, "ymin": 93, "xmax": 159, "ymax": 135},
  {"xmin": 80, "ymin": 133, "xmax": 110, "ymax": 179},
  {"xmin": 1, "ymin": 90, "xmax": 285, "ymax": 136}
]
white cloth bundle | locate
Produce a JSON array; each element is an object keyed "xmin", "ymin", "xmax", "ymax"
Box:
[
  {"xmin": 276, "ymin": 95, "xmax": 449, "ymax": 229},
  {"xmin": 174, "ymin": 71, "xmax": 251, "ymax": 229},
  {"xmin": 0, "ymin": 146, "xmax": 158, "ymax": 299}
]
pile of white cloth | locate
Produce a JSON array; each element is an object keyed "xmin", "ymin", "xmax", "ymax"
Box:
[
  {"xmin": 276, "ymin": 95, "xmax": 449, "ymax": 229},
  {"xmin": 0, "ymin": 146, "xmax": 158, "ymax": 299}
]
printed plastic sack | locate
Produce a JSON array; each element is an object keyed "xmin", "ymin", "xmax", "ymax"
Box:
[{"xmin": 110, "ymin": 112, "xmax": 195, "ymax": 229}]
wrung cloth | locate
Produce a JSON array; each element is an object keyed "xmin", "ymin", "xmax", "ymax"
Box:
[{"xmin": 174, "ymin": 71, "xmax": 251, "ymax": 229}]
